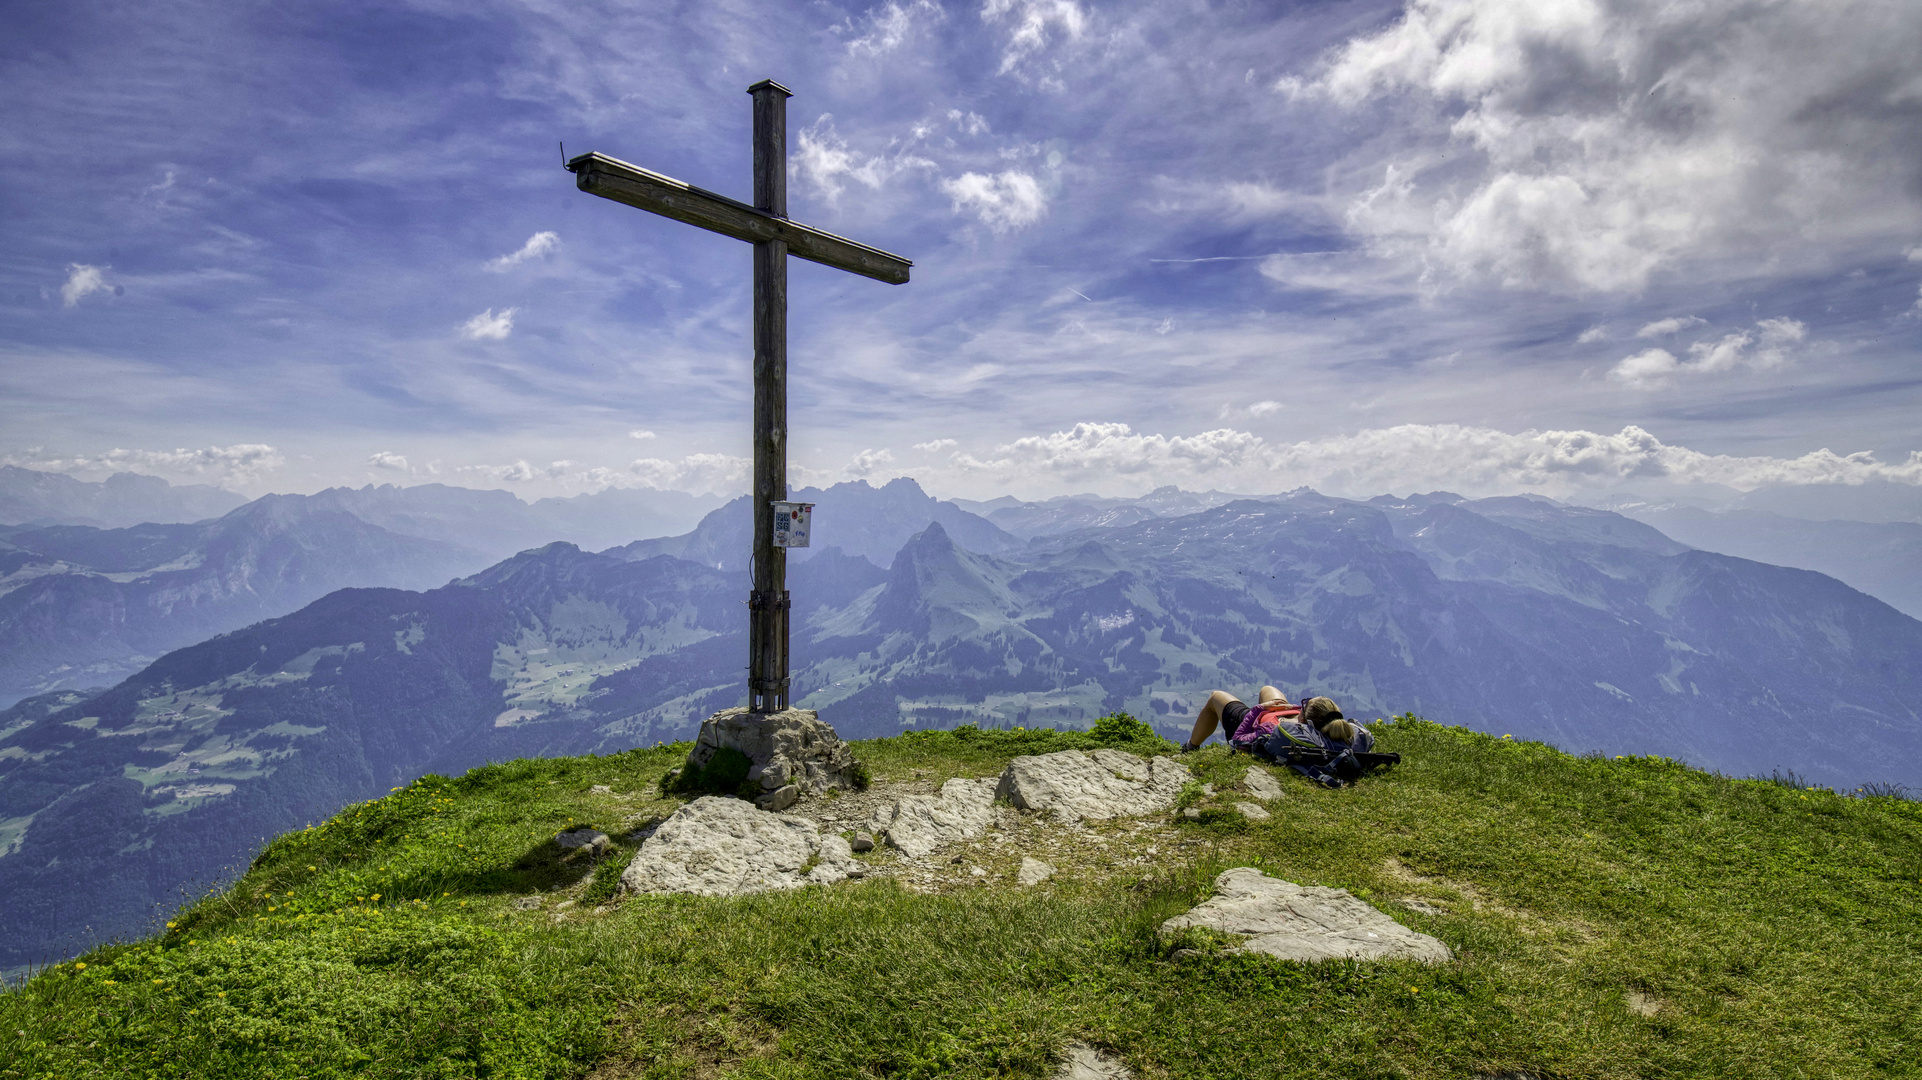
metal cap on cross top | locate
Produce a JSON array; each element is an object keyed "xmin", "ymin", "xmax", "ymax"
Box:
[{"xmin": 566, "ymin": 81, "xmax": 912, "ymax": 713}]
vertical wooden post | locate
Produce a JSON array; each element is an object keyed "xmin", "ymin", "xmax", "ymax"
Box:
[{"xmin": 747, "ymin": 79, "xmax": 792, "ymax": 713}]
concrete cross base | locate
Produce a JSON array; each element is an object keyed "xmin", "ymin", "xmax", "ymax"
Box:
[{"xmin": 687, "ymin": 707, "xmax": 862, "ymax": 809}]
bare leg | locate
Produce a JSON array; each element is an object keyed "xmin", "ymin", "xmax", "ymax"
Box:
[
  {"xmin": 1185, "ymin": 690, "xmax": 1240, "ymax": 748},
  {"xmin": 1257, "ymin": 685, "xmax": 1288, "ymax": 706}
]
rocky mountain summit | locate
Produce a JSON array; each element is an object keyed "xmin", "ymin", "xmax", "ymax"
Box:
[
  {"xmin": 624, "ymin": 740, "xmax": 1200, "ymax": 897},
  {"xmin": 9, "ymin": 720, "xmax": 1910, "ymax": 1078}
]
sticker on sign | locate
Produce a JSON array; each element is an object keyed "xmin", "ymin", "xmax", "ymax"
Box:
[{"xmin": 772, "ymin": 501, "xmax": 813, "ymax": 548}]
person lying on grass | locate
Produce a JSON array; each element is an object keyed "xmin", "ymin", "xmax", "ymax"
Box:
[{"xmin": 1177, "ymin": 687, "xmax": 1371, "ymax": 758}]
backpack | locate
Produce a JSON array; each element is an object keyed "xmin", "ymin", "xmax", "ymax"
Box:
[{"xmin": 1253, "ymin": 721, "xmax": 1399, "ymax": 788}]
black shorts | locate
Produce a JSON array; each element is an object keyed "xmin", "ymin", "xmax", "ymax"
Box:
[{"xmin": 1220, "ymin": 699, "xmax": 1249, "ymax": 736}]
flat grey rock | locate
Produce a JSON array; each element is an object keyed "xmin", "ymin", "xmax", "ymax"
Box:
[
  {"xmin": 868, "ymin": 777, "xmax": 998, "ymax": 858},
  {"xmin": 1056, "ymin": 1041, "xmax": 1132, "ymax": 1079},
  {"xmin": 555, "ymin": 827, "xmax": 610, "ymax": 849},
  {"xmin": 1017, "ymin": 856, "xmax": 1055, "ymax": 886},
  {"xmin": 996, "ymin": 750, "xmax": 1190, "ymax": 822},
  {"xmin": 755, "ymin": 783, "xmax": 800, "ymax": 812},
  {"xmin": 1235, "ymin": 801, "xmax": 1271, "ymax": 820},
  {"xmin": 1241, "ymin": 768, "xmax": 1284, "ymax": 800},
  {"xmin": 620, "ymin": 796, "xmax": 859, "ymax": 897},
  {"xmin": 1162, "ymin": 867, "xmax": 1453, "ymax": 964}
]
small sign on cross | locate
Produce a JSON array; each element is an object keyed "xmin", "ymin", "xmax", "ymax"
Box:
[
  {"xmin": 771, "ymin": 501, "xmax": 813, "ymax": 548},
  {"xmin": 566, "ymin": 81, "xmax": 912, "ymax": 714}
]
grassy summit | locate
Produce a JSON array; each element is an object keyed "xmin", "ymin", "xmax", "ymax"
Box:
[{"xmin": 2, "ymin": 718, "xmax": 1917, "ymax": 1079}]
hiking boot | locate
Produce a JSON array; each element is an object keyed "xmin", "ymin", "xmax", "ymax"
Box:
[{"xmin": 1177, "ymin": 739, "xmax": 1200, "ymax": 754}]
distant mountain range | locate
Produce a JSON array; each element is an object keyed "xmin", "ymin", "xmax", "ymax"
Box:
[
  {"xmin": 1606, "ymin": 503, "xmax": 1922, "ymax": 620},
  {"xmin": 0, "ymin": 497, "xmax": 488, "ymax": 704},
  {"xmin": 951, "ymin": 486, "xmax": 1245, "ymax": 538},
  {"xmin": 0, "ymin": 469, "xmax": 727, "ymax": 705},
  {"xmin": 613, "ymin": 476, "xmax": 1020, "ymax": 569},
  {"xmin": 4, "ymin": 484, "xmax": 1917, "ymax": 969},
  {"xmin": 0, "ymin": 466, "xmax": 247, "ymax": 527},
  {"xmin": 297, "ymin": 482, "xmax": 726, "ymax": 560}
]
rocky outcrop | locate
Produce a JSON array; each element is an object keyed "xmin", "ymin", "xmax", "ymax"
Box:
[
  {"xmin": 996, "ymin": 749, "xmax": 1190, "ymax": 822},
  {"xmin": 619, "ymin": 796, "xmax": 861, "ymax": 897},
  {"xmin": 1162, "ymin": 867, "xmax": 1452, "ymax": 963},
  {"xmin": 687, "ymin": 707, "xmax": 863, "ymax": 805},
  {"xmin": 865, "ymin": 777, "xmax": 998, "ymax": 858}
]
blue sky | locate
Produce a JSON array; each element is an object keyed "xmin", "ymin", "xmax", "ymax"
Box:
[{"xmin": 4, "ymin": 0, "xmax": 1920, "ymax": 503}]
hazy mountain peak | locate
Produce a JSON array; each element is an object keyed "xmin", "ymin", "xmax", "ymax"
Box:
[
  {"xmin": 892, "ymin": 520, "xmax": 954, "ymax": 561},
  {"xmin": 0, "ymin": 465, "xmax": 247, "ymax": 528}
]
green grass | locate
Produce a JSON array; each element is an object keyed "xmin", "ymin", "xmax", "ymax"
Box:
[{"xmin": 3, "ymin": 717, "xmax": 1918, "ymax": 1079}]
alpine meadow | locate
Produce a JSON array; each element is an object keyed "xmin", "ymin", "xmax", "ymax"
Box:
[{"xmin": 4, "ymin": 0, "xmax": 1922, "ymax": 1076}]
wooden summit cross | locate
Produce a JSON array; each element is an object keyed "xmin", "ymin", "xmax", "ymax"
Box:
[{"xmin": 566, "ymin": 80, "xmax": 912, "ymax": 714}]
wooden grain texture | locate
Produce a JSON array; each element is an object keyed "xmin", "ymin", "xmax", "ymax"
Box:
[
  {"xmin": 568, "ymin": 152, "xmax": 911, "ymax": 285},
  {"xmin": 748, "ymin": 82, "xmax": 790, "ymax": 711}
]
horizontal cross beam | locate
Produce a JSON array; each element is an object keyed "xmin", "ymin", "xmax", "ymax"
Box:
[{"xmin": 566, "ymin": 151, "xmax": 912, "ymax": 285}]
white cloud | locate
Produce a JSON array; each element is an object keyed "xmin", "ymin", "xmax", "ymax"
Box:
[
  {"xmin": 459, "ymin": 460, "xmax": 536, "ymax": 483},
  {"xmin": 940, "ymin": 170, "xmax": 1047, "ymax": 232},
  {"xmin": 1283, "ymin": 0, "xmax": 1922, "ymax": 292},
  {"xmin": 1751, "ymin": 317, "xmax": 1808, "ymax": 363},
  {"xmin": 628, "ymin": 429, "xmax": 657, "ymax": 440},
  {"xmin": 1575, "ymin": 326, "xmax": 1609, "ymax": 344},
  {"xmin": 460, "ymin": 308, "xmax": 517, "ymax": 340},
  {"xmin": 1906, "ymin": 245, "xmax": 1922, "ymax": 262},
  {"xmin": 1246, "ymin": 400, "xmax": 1283, "ymax": 417},
  {"xmin": 61, "ymin": 264, "xmax": 110, "ymax": 307},
  {"xmin": 629, "ymin": 453, "xmax": 750, "ymax": 495},
  {"xmin": 1635, "ymin": 316, "xmax": 1706, "ymax": 338},
  {"xmin": 947, "ymin": 109, "xmax": 990, "ymax": 136},
  {"xmin": 846, "ymin": 0, "xmax": 942, "ymax": 56},
  {"xmin": 1270, "ymin": 424, "xmax": 1922, "ymax": 494},
  {"xmin": 956, "ymin": 422, "xmax": 1265, "ymax": 480},
  {"xmin": 982, "ymin": 0, "xmax": 1088, "ymax": 76},
  {"xmin": 847, "ymin": 448, "xmax": 895, "ymax": 477},
  {"xmin": 13, "ymin": 443, "xmax": 285, "ymax": 486},
  {"xmin": 946, "ymin": 421, "xmax": 1922, "ymax": 496},
  {"xmin": 796, "ymin": 115, "xmax": 935, "ymax": 202},
  {"xmin": 1611, "ymin": 318, "xmax": 1806, "ymax": 387},
  {"xmin": 1608, "ymin": 348, "xmax": 1679, "ymax": 388},
  {"xmin": 367, "ymin": 451, "xmax": 410, "ymax": 471},
  {"xmin": 913, "ymin": 438, "xmax": 959, "ymax": 453},
  {"xmin": 486, "ymin": 231, "xmax": 559, "ymax": 271}
]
